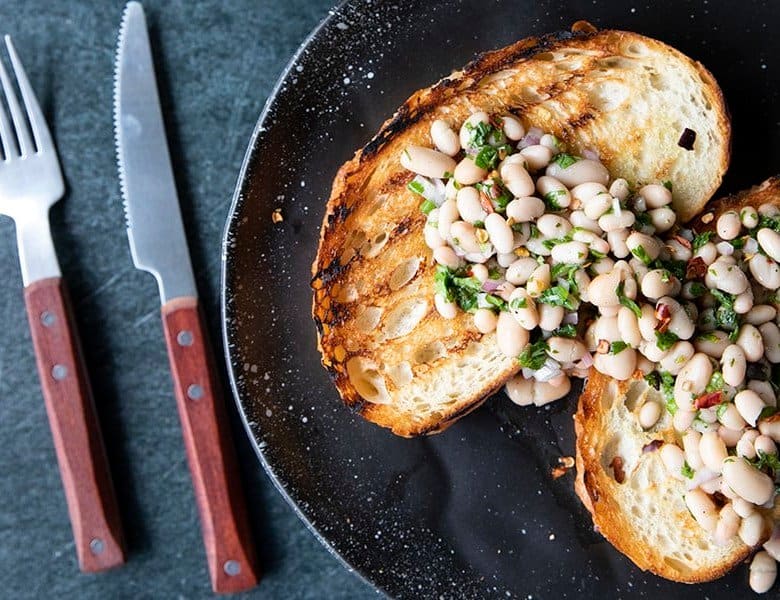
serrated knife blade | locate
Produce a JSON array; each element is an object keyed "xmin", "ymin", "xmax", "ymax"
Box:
[
  {"xmin": 114, "ymin": 0, "xmax": 195, "ymax": 302},
  {"xmin": 112, "ymin": 3, "xmax": 259, "ymax": 593}
]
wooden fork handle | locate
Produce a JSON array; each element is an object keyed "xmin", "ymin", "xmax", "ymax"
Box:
[
  {"xmin": 161, "ymin": 296, "xmax": 259, "ymax": 594},
  {"xmin": 23, "ymin": 277, "xmax": 125, "ymax": 572}
]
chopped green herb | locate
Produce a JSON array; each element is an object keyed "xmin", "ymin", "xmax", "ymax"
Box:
[
  {"xmin": 488, "ymin": 268, "xmax": 502, "ymax": 280},
  {"xmin": 509, "ymin": 297, "xmax": 528, "ymax": 310},
  {"xmin": 589, "ymin": 249, "xmax": 607, "ymax": 260},
  {"xmin": 688, "ymin": 282, "xmax": 708, "ymax": 297},
  {"xmin": 759, "ymin": 406, "xmax": 779, "ymax": 421},
  {"xmin": 716, "ymin": 402, "xmax": 730, "ymax": 420},
  {"xmin": 474, "ymin": 145, "xmax": 499, "ymax": 170},
  {"xmin": 660, "ymin": 270, "xmax": 671, "ymax": 283},
  {"xmin": 634, "ymin": 211, "xmax": 652, "ymax": 228},
  {"xmin": 644, "ymin": 371, "xmax": 661, "ymax": 390},
  {"xmin": 543, "ymin": 189, "xmax": 567, "ymax": 211},
  {"xmin": 710, "ymin": 289, "xmax": 740, "ymax": 335},
  {"xmin": 751, "ymin": 450, "xmax": 780, "ymax": 473},
  {"xmin": 697, "ymin": 332, "xmax": 720, "ymax": 343},
  {"xmin": 610, "ymin": 341, "xmax": 629, "ymax": 354},
  {"xmin": 552, "ymin": 323, "xmax": 577, "ymax": 338},
  {"xmin": 731, "ymin": 236, "xmax": 746, "ymax": 249},
  {"xmin": 407, "ymin": 180, "xmax": 425, "ymax": 195},
  {"xmin": 653, "ymin": 259, "xmax": 686, "ymax": 281},
  {"xmin": 419, "ymin": 199, "xmax": 436, "ymax": 215},
  {"xmin": 473, "ymin": 220, "xmax": 485, "ymax": 229},
  {"xmin": 485, "ymin": 294, "xmax": 507, "ymax": 311},
  {"xmin": 616, "ymin": 281, "xmax": 642, "ymax": 318},
  {"xmin": 659, "ymin": 371, "xmax": 676, "ymax": 414},
  {"xmin": 692, "ymin": 231, "xmax": 714, "ymax": 251},
  {"xmin": 681, "ymin": 462, "xmax": 694, "ymax": 479},
  {"xmin": 434, "ymin": 265, "xmax": 482, "ymax": 313},
  {"xmin": 529, "ymin": 223, "xmax": 540, "ymax": 239},
  {"xmin": 538, "ymin": 285, "xmax": 578, "ymax": 310},
  {"xmin": 552, "ymin": 153, "xmax": 579, "ymax": 169},
  {"xmin": 758, "ymin": 214, "xmax": 780, "ymax": 233},
  {"xmin": 705, "ymin": 371, "xmax": 724, "ymax": 393},
  {"xmin": 630, "ymin": 244, "xmax": 653, "ymax": 265},
  {"xmin": 655, "ymin": 330, "xmax": 679, "ymax": 351},
  {"xmin": 518, "ymin": 339, "xmax": 549, "ymax": 369},
  {"xmin": 663, "ymin": 180, "xmax": 673, "ymax": 191}
]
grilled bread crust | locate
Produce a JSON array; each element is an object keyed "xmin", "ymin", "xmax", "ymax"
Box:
[
  {"xmin": 575, "ymin": 182, "xmax": 780, "ymax": 582},
  {"xmin": 312, "ymin": 27, "xmax": 730, "ymax": 437}
]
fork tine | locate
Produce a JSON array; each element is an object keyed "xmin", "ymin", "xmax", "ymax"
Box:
[
  {"xmin": 0, "ymin": 77, "xmax": 13, "ymax": 159},
  {"xmin": 0, "ymin": 36, "xmax": 34, "ymax": 156},
  {"xmin": 5, "ymin": 36, "xmax": 51, "ymax": 155}
]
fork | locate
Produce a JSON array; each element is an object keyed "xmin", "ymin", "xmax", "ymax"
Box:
[{"xmin": 0, "ymin": 36, "xmax": 125, "ymax": 572}]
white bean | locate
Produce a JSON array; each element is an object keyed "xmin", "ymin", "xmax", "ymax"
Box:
[
  {"xmin": 424, "ymin": 222, "xmax": 445, "ymax": 249},
  {"xmin": 504, "ymin": 257, "xmax": 537, "ymax": 286},
  {"xmin": 500, "ymin": 115, "xmax": 525, "ymax": 141},
  {"xmin": 648, "ymin": 207, "xmax": 676, "ymax": 232},
  {"xmin": 733, "ymin": 497, "xmax": 756, "ymax": 518},
  {"xmin": 760, "ymin": 322, "xmax": 780, "ymax": 363},
  {"xmin": 740, "ymin": 512, "xmax": 767, "ymax": 547},
  {"xmin": 454, "ymin": 156, "xmax": 488, "ymax": 185},
  {"xmin": 473, "ymin": 308, "xmax": 498, "ymax": 333},
  {"xmin": 750, "ymin": 254, "xmax": 780, "ymax": 290},
  {"xmin": 641, "ymin": 269, "xmax": 678, "ymax": 299},
  {"xmin": 533, "ymin": 377, "xmax": 572, "ymax": 406},
  {"xmin": 638, "ymin": 401, "xmax": 661, "ymax": 429},
  {"xmin": 639, "ymin": 184, "xmax": 672, "ymax": 208},
  {"xmin": 607, "ymin": 229, "xmax": 630, "ymax": 259},
  {"xmin": 735, "ymin": 390, "xmax": 766, "ymax": 427},
  {"xmin": 569, "ymin": 209, "xmax": 600, "ymax": 233},
  {"xmin": 674, "ymin": 353, "xmax": 712, "ymax": 411},
  {"xmin": 505, "ymin": 197, "xmax": 544, "ymax": 223},
  {"xmin": 545, "ymin": 158, "xmax": 609, "ymax": 188},
  {"xmin": 759, "ymin": 419, "xmax": 780, "ymax": 443},
  {"xmin": 593, "ymin": 347, "xmax": 636, "ymax": 381},
  {"xmin": 617, "ymin": 306, "xmax": 642, "ymax": 348},
  {"xmin": 659, "ymin": 296, "xmax": 696, "ymax": 340},
  {"xmin": 684, "ymin": 489, "xmax": 718, "ymax": 531},
  {"xmin": 750, "ymin": 380, "xmax": 778, "ymax": 408},
  {"xmin": 741, "ymin": 206, "xmax": 760, "ymax": 229},
  {"xmin": 519, "ymin": 145, "xmax": 553, "ymax": 171},
  {"xmin": 526, "ymin": 263, "xmax": 551, "ymax": 297},
  {"xmin": 717, "ymin": 211, "xmax": 742, "ymax": 240},
  {"xmin": 508, "ymin": 288, "xmax": 539, "ymax": 331},
  {"xmin": 705, "ymin": 258, "xmax": 750, "ymax": 295},
  {"xmin": 433, "ymin": 245, "xmax": 462, "ymax": 269},
  {"xmin": 721, "ymin": 344, "xmax": 747, "ymax": 387},
  {"xmin": 456, "ymin": 187, "xmax": 486, "ymax": 223},
  {"xmin": 588, "ymin": 269, "xmax": 622, "ymax": 307},
  {"xmin": 609, "ymin": 178, "xmax": 630, "ymax": 201},
  {"xmin": 638, "ymin": 304, "xmax": 658, "ymax": 342},
  {"xmin": 504, "ymin": 375, "xmax": 533, "ymax": 406},
  {"xmin": 496, "ymin": 311, "xmax": 530, "ymax": 357},
  {"xmin": 471, "ymin": 264, "xmax": 489, "ymax": 283},
  {"xmin": 536, "ymin": 176, "xmax": 571, "ymax": 209},
  {"xmin": 736, "ymin": 324, "xmax": 765, "ymax": 362},
  {"xmin": 551, "ymin": 241, "xmax": 589, "ymax": 265},
  {"xmin": 673, "ymin": 409, "xmax": 696, "ymax": 432},
  {"xmin": 547, "ymin": 336, "xmax": 587, "ymax": 363},
  {"xmin": 660, "ymin": 443, "xmax": 687, "ymax": 480},
  {"xmin": 694, "ymin": 241, "xmax": 718, "ymax": 265},
  {"xmin": 746, "ymin": 305, "xmax": 777, "ymax": 326},
  {"xmin": 400, "ymin": 145, "xmax": 457, "ymax": 178},
  {"xmin": 538, "ymin": 304, "xmax": 565, "ymax": 332},
  {"xmin": 700, "ymin": 431, "xmax": 728, "ymax": 473},
  {"xmin": 713, "ymin": 503, "xmax": 741, "ymax": 546},
  {"xmin": 750, "ymin": 551, "xmax": 777, "ymax": 594},
  {"xmin": 659, "ymin": 341, "xmax": 694, "ymax": 375},
  {"xmin": 755, "ymin": 435, "xmax": 777, "ymax": 456},
  {"xmin": 682, "ymin": 430, "xmax": 703, "ymax": 469},
  {"xmin": 537, "ymin": 214, "xmax": 572, "ymax": 238},
  {"xmin": 734, "ymin": 289, "xmax": 755, "ymax": 314},
  {"xmin": 430, "ymin": 119, "xmax": 461, "ymax": 156},
  {"xmin": 500, "ymin": 162, "xmax": 535, "ymax": 197},
  {"xmin": 760, "ymin": 203, "xmax": 780, "ymax": 217},
  {"xmin": 719, "ymin": 404, "xmax": 747, "ymax": 432},
  {"xmin": 459, "ymin": 111, "xmax": 489, "ymax": 148},
  {"xmin": 758, "ymin": 228, "xmax": 780, "ymax": 262},
  {"xmin": 722, "ymin": 457, "xmax": 775, "ymax": 505},
  {"xmin": 449, "ymin": 221, "xmax": 481, "ymax": 254},
  {"xmin": 434, "ymin": 293, "xmax": 457, "ymax": 319},
  {"xmin": 437, "ymin": 198, "xmax": 460, "ymax": 240},
  {"xmin": 694, "ymin": 330, "xmax": 730, "ymax": 358},
  {"xmin": 598, "ymin": 210, "xmax": 635, "ymax": 232}
]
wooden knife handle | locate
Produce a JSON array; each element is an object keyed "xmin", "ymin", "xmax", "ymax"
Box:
[
  {"xmin": 23, "ymin": 277, "xmax": 125, "ymax": 572},
  {"xmin": 161, "ymin": 296, "xmax": 259, "ymax": 594}
]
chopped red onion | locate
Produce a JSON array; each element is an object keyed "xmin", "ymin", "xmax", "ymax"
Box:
[
  {"xmin": 582, "ymin": 147, "xmax": 600, "ymax": 160},
  {"xmin": 534, "ymin": 358, "xmax": 562, "ymax": 382},
  {"xmin": 678, "ymin": 228, "xmax": 694, "ymax": 241},
  {"xmin": 576, "ymin": 352, "xmax": 594, "ymax": 369},
  {"xmin": 517, "ymin": 127, "xmax": 543, "ymax": 149},
  {"xmin": 562, "ymin": 311, "xmax": 579, "ymax": 325},
  {"xmin": 481, "ymin": 279, "xmax": 503, "ymax": 293}
]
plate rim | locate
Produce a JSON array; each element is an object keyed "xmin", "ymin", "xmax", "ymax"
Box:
[{"xmin": 219, "ymin": 0, "xmax": 387, "ymax": 597}]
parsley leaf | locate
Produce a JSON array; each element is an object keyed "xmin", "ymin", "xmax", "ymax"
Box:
[
  {"xmin": 663, "ymin": 180, "xmax": 673, "ymax": 191},
  {"xmin": 485, "ymin": 294, "xmax": 507, "ymax": 311},
  {"xmin": 474, "ymin": 145, "xmax": 499, "ymax": 170},
  {"xmin": 688, "ymin": 282, "xmax": 707, "ymax": 297},
  {"xmin": 692, "ymin": 231, "xmax": 713, "ymax": 251},
  {"xmin": 751, "ymin": 450, "xmax": 780, "ymax": 473},
  {"xmin": 543, "ymin": 189, "xmax": 567, "ymax": 211},
  {"xmin": 419, "ymin": 199, "xmax": 436, "ymax": 215},
  {"xmin": 659, "ymin": 371, "xmax": 677, "ymax": 414},
  {"xmin": 616, "ymin": 281, "xmax": 642, "ymax": 318},
  {"xmin": 538, "ymin": 285, "xmax": 578, "ymax": 310},
  {"xmin": 434, "ymin": 265, "xmax": 482, "ymax": 313},
  {"xmin": 552, "ymin": 153, "xmax": 580, "ymax": 169},
  {"xmin": 710, "ymin": 289, "xmax": 740, "ymax": 335},
  {"xmin": 610, "ymin": 341, "xmax": 629, "ymax": 354},
  {"xmin": 552, "ymin": 323, "xmax": 577, "ymax": 338},
  {"xmin": 407, "ymin": 180, "xmax": 425, "ymax": 195},
  {"xmin": 653, "ymin": 259, "xmax": 686, "ymax": 280},
  {"xmin": 655, "ymin": 330, "xmax": 679, "ymax": 351},
  {"xmin": 630, "ymin": 244, "xmax": 653, "ymax": 265},
  {"xmin": 518, "ymin": 339, "xmax": 549, "ymax": 369},
  {"xmin": 705, "ymin": 371, "xmax": 724, "ymax": 393},
  {"xmin": 634, "ymin": 211, "xmax": 652, "ymax": 228},
  {"xmin": 509, "ymin": 297, "xmax": 528, "ymax": 310},
  {"xmin": 681, "ymin": 462, "xmax": 694, "ymax": 479}
]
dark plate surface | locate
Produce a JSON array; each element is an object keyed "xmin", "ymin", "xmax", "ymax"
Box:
[{"xmin": 222, "ymin": 0, "xmax": 780, "ymax": 597}]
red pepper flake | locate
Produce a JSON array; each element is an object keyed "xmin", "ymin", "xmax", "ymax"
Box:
[
  {"xmin": 610, "ymin": 456, "xmax": 626, "ymax": 484},
  {"xmin": 686, "ymin": 256, "xmax": 707, "ymax": 280},
  {"xmin": 678, "ymin": 128, "xmax": 696, "ymax": 151},
  {"xmin": 695, "ymin": 391, "xmax": 723, "ymax": 409},
  {"xmin": 479, "ymin": 190, "xmax": 495, "ymax": 214},
  {"xmin": 596, "ymin": 339, "xmax": 610, "ymax": 354},
  {"xmin": 655, "ymin": 303, "xmax": 672, "ymax": 333},
  {"xmin": 673, "ymin": 235, "xmax": 692, "ymax": 250},
  {"xmin": 642, "ymin": 439, "xmax": 664, "ymax": 454}
]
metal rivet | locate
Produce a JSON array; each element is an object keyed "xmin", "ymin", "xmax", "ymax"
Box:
[
  {"xmin": 223, "ymin": 560, "xmax": 240, "ymax": 576},
  {"xmin": 177, "ymin": 330, "xmax": 193, "ymax": 347},
  {"xmin": 89, "ymin": 538, "xmax": 104, "ymax": 555},
  {"xmin": 187, "ymin": 384, "xmax": 203, "ymax": 400},
  {"xmin": 52, "ymin": 364, "xmax": 68, "ymax": 380},
  {"xmin": 40, "ymin": 311, "xmax": 56, "ymax": 327}
]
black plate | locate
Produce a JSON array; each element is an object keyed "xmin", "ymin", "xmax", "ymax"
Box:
[{"xmin": 222, "ymin": 1, "xmax": 780, "ymax": 597}]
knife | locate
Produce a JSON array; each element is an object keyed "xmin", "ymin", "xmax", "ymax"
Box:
[{"xmin": 113, "ymin": 2, "xmax": 259, "ymax": 593}]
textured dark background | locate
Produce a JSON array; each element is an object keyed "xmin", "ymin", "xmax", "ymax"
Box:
[{"xmin": 0, "ymin": 0, "xmax": 374, "ymax": 598}]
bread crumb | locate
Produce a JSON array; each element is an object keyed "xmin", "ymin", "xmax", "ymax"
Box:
[
  {"xmin": 272, "ymin": 208, "xmax": 284, "ymax": 223},
  {"xmin": 701, "ymin": 212, "xmax": 714, "ymax": 224}
]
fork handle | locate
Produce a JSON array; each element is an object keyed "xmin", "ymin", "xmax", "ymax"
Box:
[
  {"xmin": 23, "ymin": 277, "xmax": 125, "ymax": 572},
  {"xmin": 161, "ymin": 296, "xmax": 259, "ymax": 593}
]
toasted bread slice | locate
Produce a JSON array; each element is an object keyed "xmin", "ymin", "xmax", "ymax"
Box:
[
  {"xmin": 575, "ymin": 181, "xmax": 780, "ymax": 582},
  {"xmin": 574, "ymin": 371, "xmax": 752, "ymax": 582},
  {"xmin": 312, "ymin": 26, "xmax": 730, "ymax": 436}
]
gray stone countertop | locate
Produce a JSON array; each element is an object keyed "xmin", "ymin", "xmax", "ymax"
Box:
[{"xmin": 0, "ymin": 1, "xmax": 374, "ymax": 597}]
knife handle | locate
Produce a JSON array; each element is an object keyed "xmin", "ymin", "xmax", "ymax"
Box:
[
  {"xmin": 23, "ymin": 277, "xmax": 126, "ymax": 572},
  {"xmin": 161, "ymin": 296, "xmax": 259, "ymax": 594}
]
